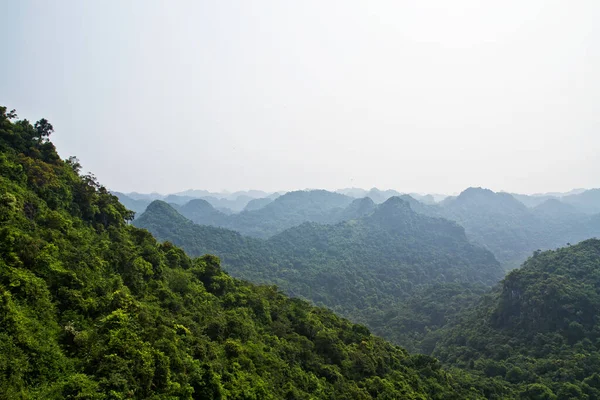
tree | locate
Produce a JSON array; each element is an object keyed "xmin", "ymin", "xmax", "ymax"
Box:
[{"xmin": 34, "ymin": 118, "xmax": 54, "ymax": 143}]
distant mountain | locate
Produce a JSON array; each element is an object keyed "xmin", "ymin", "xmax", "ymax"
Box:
[
  {"xmin": 243, "ymin": 197, "xmax": 274, "ymax": 211},
  {"xmin": 173, "ymin": 188, "xmax": 273, "ymax": 200},
  {"xmin": 509, "ymin": 192, "xmax": 557, "ymax": 208},
  {"xmin": 325, "ymin": 197, "xmax": 377, "ymax": 223},
  {"xmin": 111, "ymin": 191, "xmax": 152, "ymax": 215},
  {"xmin": 562, "ymin": 188, "xmax": 600, "ymax": 214},
  {"xmin": 171, "ymin": 188, "xmax": 213, "ymax": 198},
  {"xmin": 178, "ymin": 198, "xmax": 229, "ymax": 225},
  {"xmin": 134, "ymin": 201, "xmax": 269, "ymax": 262},
  {"xmin": 432, "ymin": 187, "xmax": 600, "ymax": 268},
  {"xmin": 218, "ymin": 190, "xmax": 356, "ymax": 238},
  {"xmin": 398, "ymin": 194, "xmax": 444, "ymax": 218},
  {"xmin": 199, "ymin": 195, "xmax": 252, "ymax": 212},
  {"xmin": 434, "ymin": 239, "xmax": 600, "ymax": 398},
  {"xmin": 121, "ymin": 189, "xmax": 280, "ymax": 213},
  {"xmin": 509, "ymin": 188, "xmax": 591, "ymax": 208},
  {"xmin": 124, "ymin": 191, "xmax": 164, "ymax": 201},
  {"xmin": 336, "ymin": 187, "xmax": 404, "ymax": 203},
  {"xmin": 439, "ymin": 188, "xmax": 538, "ymax": 265},
  {"xmin": 365, "ymin": 188, "xmax": 403, "ymax": 203},
  {"xmin": 163, "ymin": 194, "xmax": 199, "ymax": 205},
  {"xmin": 410, "ymin": 193, "xmax": 437, "ymax": 204},
  {"xmin": 135, "ymin": 197, "xmax": 502, "ymax": 350},
  {"xmin": 336, "ymin": 187, "xmax": 369, "ymax": 197},
  {"xmin": 531, "ymin": 198, "xmax": 580, "ymax": 219},
  {"xmin": 170, "ymin": 190, "xmax": 373, "ymax": 238}
]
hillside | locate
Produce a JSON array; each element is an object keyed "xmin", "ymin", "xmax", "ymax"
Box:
[
  {"xmin": 0, "ymin": 107, "xmax": 488, "ymax": 398},
  {"xmin": 433, "ymin": 239, "xmax": 600, "ymax": 399},
  {"xmin": 135, "ymin": 196, "xmax": 503, "ymax": 351},
  {"xmin": 436, "ymin": 187, "xmax": 600, "ymax": 268}
]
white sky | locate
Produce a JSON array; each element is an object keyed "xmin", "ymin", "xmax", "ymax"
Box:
[{"xmin": 2, "ymin": 1, "xmax": 599, "ymax": 194}]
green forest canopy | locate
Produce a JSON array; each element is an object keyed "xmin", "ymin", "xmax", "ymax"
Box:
[{"xmin": 0, "ymin": 107, "xmax": 495, "ymax": 399}]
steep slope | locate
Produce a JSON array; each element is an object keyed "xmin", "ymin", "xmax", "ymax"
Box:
[
  {"xmin": 136, "ymin": 196, "xmax": 503, "ymax": 351},
  {"xmin": 0, "ymin": 107, "xmax": 488, "ymax": 399},
  {"xmin": 434, "ymin": 240, "xmax": 600, "ymax": 399}
]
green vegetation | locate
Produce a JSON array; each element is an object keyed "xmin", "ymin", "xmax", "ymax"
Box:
[
  {"xmin": 433, "ymin": 239, "xmax": 600, "ymax": 399},
  {"xmin": 0, "ymin": 107, "xmax": 491, "ymax": 398},
  {"xmin": 135, "ymin": 196, "xmax": 503, "ymax": 352}
]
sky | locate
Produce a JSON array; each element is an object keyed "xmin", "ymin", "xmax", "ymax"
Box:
[{"xmin": 1, "ymin": 1, "xmax": 599, "ymax": 195}]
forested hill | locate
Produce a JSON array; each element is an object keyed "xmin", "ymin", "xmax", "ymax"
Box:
[
  {"xmin": 0, "ymin": 107, "xmax": 490, "ymax": 398},
  {"xmin": 178, "ymin": 189, "xmax": 359, "ymax": 238},
  {"xmin": 135, "ymin": 195, "xmax": 503, "ymax": 350},
  {"xmin": 416, "ymin": 187, "xmax": 600, "ymax": 269},
  {"xmin": 433, "ymin": 239, "xmax": 600, "ymax": 399}
]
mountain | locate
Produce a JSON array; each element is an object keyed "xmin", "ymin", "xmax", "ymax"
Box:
[
  {"xmin": 0, "ymin": 107, "xmax": 490, "ymax": 398},
  {"xmin": 435, "ymin": 187, "xmax": 600, "ymax": 269},
  {"xmin": 510, "ymin": 189, "xmax": 593, "ymax": 209},
  {"xmin": 325, "ymin": 196, "xmax": 377, "ymax": 222},
  {"xmin": 135, "ymin": 196, "xmax": 503, "ymax": 351},
  {"xmin": 562, "ymin": 188, "xmax": 600, "ymax": 214},
  {"xmin": 531, "ymin": 198, "xmax": 581, "ymax": 219},
  {"xmin": 335, "ymin": 187, "xmax": 369, "ymax": 197},
  {"xmin": 337, "ymin": 188, "xmax": 405, "ymax": 204},
  {"xmin": 178, "ymin": 198, "xmax": 229, "ymax": 226},
  {"xmin": 243, "ymin": 197, "xmax": 274, "ymax": 211},
  {"xmin": 173, "ymin": 189, "xmax": 274, "ymax": 200},
  {"xmin": 509, "ymin": 192, "xmax": 558, "ymax": 208},
  {"xmin": 433, "ymin": 239, "xmax": 600, "ymax": 399},
  {"xmin": 217, "ymin": 190, "xmax": 356, "ymax": 238},
  {"xmin": 124, "ymin": 191, "xmax": 164, "ymax": 201},
  {"xmin": 410, "ymin": 193, "xmax": 437, "ymax": 204},
  {"xmin": 199, "ymin": 195, "xmax": 253, "ymax": 213},
  {"xmin": 171, "ymin": 190, "xmax": 372, "ymax": 238},
  {"xmin": 112, "ymin": 191, "xmax": 152, "ymax": 216},
  {"xmin": 365, "ymin": 188, "xmax": 403, "ymax": 203},
  {"xmin": 163, "ymin": 193, "xmax": 199, "ymax": 205},
  {"xmin": 398, "ymin": 194, "xmax": 444, "ymax": 218},
  {"xmin": 440, "ymin": 188, "xmax": 542, "ymax": 265}
]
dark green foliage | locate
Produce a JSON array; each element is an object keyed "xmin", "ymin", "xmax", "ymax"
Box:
[
  {"xmin": 434, "ymin": 239, "xmax": 600, "ymax": 398},
  {"xmin": 0, "ymin": 106, "xmax": 484, "ymax": 398},
  {"xmin": 135, "ymin": 195, "xmax": 503, "ymax": 352}
]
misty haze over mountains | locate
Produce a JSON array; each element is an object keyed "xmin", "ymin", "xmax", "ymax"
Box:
[
  {"xmin": 113, "ymin": 186, "xmax": 599, "ymax": 215},
  {"xmin": 118, "ymin": 186, "xmax": 600, "ymax": 272}
]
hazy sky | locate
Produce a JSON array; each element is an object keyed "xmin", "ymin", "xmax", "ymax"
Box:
[{"xmin": 2, "ymin": 1, "xmax": 599, "ymax": 195}]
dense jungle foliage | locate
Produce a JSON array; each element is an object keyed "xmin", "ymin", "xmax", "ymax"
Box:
[
  {"xmin": 134, "ymin": 197, "xmax": 503, "ymax": 352},
  {"xmin": 0, "ymin": 107, "xmax": 494, "ymax": 399},
  {"xmin": 433, "ymin": 239, "xmax": 600, "ymax": 399}
]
